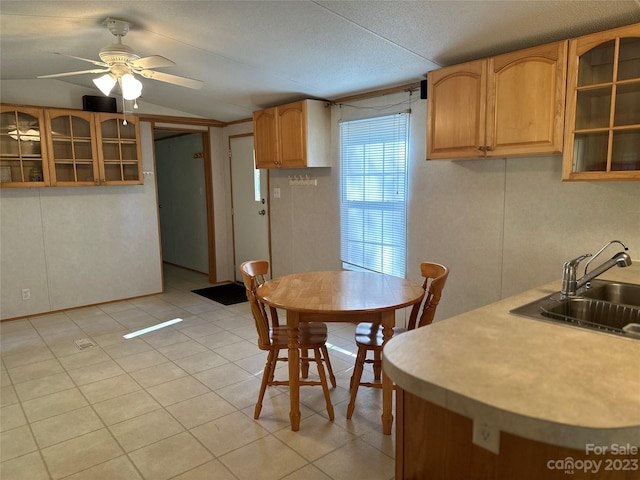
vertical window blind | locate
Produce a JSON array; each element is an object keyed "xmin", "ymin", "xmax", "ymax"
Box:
[{"xmin": 340, "ymin": 112, "xmax": 409, "ymax": 277}]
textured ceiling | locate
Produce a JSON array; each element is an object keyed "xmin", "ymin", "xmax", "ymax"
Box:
[{"xmin": 1, "ymin": 1, "xmax": 639, "ymax": 122}]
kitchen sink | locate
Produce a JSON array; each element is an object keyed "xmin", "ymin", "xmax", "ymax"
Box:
[
  {"xmin": 580, "ymin": 280, "xmax": 640, "ymax": 307},
  {"xmin": 510, "ymin": 280, "xmax": 640, "ymax": 339},
  {"xmin": 541, "ymin": 297, "xmax": 640, "ymax": 331}
]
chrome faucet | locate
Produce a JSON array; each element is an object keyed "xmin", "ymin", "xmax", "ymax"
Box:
[{"xmin": 560, "ymin": 240, "xmax": 632, "ymax": 297}]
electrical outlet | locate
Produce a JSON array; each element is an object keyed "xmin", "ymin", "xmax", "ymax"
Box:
[
  {"xmin": 21, "ymin": 288, "xmax": 31, "ymax": 300},
  {"xmin": 472, "ymin": 420, "xmax": 500, "ymax": 454},
  {"xmin": 273, "ymin": 187, "xmax": 281, "ymax": 199}
]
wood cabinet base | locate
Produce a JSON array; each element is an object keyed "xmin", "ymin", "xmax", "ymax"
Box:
[{"xmin": 396, "ymin": 389, "xmax": 636, "ymax": 479}]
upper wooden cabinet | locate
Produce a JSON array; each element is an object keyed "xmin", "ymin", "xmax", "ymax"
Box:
[
  {"xmin": 46, "ymin": 109, "xmax": 99, "ymax": 186},
  {"xmin": 253, "ymin": 99, "xmax": 331, "ymax": 168},
  {"xmin": 563, "ymin": 23, "xmax": 640, "ymax": 181},
  {"xmin": 427, "ymin": 60, "xmax": 486, "ymax": 159},
  {"xmin": 488, "ymin": 42, "xmax": 567, "ymax": 157},
  {"xmin": 253, "ymin": 106, "xmax": 278, "ymax": 168},
  {"xmin": 0, "ymin": 104, "xmax": 143, "ymax": 187},
  {"xmin": 0, "ymin": 105, "xmax": 50, "ymax": 187},
  {"xmin": 95, "ymin": 114, "xmax": 143, "ymax": 185},
  {"xmin": 427, "ymin": 41, "xmax": 567, "ymax": 160}
]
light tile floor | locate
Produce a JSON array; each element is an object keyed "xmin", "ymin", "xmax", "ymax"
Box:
[{"xmin": 0, "ymin": 264, "xmax": 396, "ymax": 480}]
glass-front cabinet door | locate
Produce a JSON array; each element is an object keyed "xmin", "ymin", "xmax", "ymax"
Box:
[
  {"xmin": 45, "ymin": 109, "xmax": 99, "ymax": 186},
  {"xmin": 0, "ymin": 106, "xmax": 49, "ymax": 187},
  {"xmin": 95, "ymin": 114, "xmax": 143, "ymax": 185},
  {"xmin": 563, "ymin": 24, "xmax": 640, "ymax": 180},
  {"xmin": 1, "ymin": 106, "xmax": 143, "ymax": 187}
]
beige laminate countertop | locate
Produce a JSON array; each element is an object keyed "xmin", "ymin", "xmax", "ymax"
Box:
[{"xmin": 383, "ymin": 264, "xmax": 640, "ymax": 450}]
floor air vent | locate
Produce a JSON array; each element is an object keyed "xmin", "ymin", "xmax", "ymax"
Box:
[{"xmin": 74, "ymin": 338, "xmax": 97, "ymax": 351}]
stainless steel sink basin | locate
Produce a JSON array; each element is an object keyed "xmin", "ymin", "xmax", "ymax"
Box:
[
  {"xmin": 510, "ymin": 280, "xmax": 640, "ymax": 339},
  {"xmin": 580, "ymin": 280, "xmax": 640, "ymax": 307},
  {"xmin": 541, "ymin": 297, "xmax": 640, "ymax": 330}
]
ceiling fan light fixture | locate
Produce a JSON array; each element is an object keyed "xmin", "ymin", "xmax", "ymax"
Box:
[
  {"xmin": 93, "ymin": 74, "xmax": 117, "ymax": 96},
  {"xmin": 121, "ymin": 73, "xmax": 142, "ymax": 100},
  {"xmin": 40, "ymin": 17, "xmax": 201, "ymax": 106},
  {"xmin": 8, "ymin": 128, "xmax": 40, "ymax": 142}
]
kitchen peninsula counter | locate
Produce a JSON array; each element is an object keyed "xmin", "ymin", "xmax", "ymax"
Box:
[{"xmin": 384, "ymin": 264, "xmax": 640, "ymax": 478}]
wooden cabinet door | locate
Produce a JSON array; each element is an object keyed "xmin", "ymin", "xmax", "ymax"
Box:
[
  {"xmin": 0, "ymin": 105, "xmax": 50, "ymax": 187},
  {"xmin": 253, "ymin": 106, "xmax": 278, "ymax": 168},
  {"xmin": 277, "ymin": 101, "xmax": 307, "ymax": 168},
  {"xmin": 45, "ymin": 109, "xmax": 99, "ymax": 186},
  {"xmin": 397, "ymin": 390, "xmax": 633, "ymax": 480},
  {"xmin": 252, "ymin": 100, "xmax": 329, "ymax": 169},
  {"xmin": 427, "ymin": 60, "xmax": 487, "ymax": 159},
  {"xmin": 562, "ymin": 23, "xmax": 640, "ymax": 181},
  {"xmin": 95, "ymin": 114, "xmax": 143, "ymax": 185},
  {"xmin": 486, "ymin": 41, "xmax": 567, "ymax": 157}
]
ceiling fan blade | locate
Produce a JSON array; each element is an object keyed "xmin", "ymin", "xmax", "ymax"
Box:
[
  {"xmin": 38, "ymin": 68, "xmax": 111, "ymax": 79},
  {"xmin": 129, "ymin": 55, "xmax": 175, "ymax": 69},
  {"xmin": 138, "ymin": 70, "xmax": 203, "ymax": 89},
  {"xmin": 51, "ymin": 52, "xmax": 107, "ymax": 68}
]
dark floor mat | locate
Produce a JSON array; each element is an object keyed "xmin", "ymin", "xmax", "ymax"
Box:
[{"xmin": 192, "ymin": 283, "xmax": 247, "ymax": 305}]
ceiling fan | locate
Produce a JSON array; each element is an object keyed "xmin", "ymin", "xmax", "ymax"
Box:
[{"xmin": 38, "ymin": 17, "xmax": 203, "ymax": 101}]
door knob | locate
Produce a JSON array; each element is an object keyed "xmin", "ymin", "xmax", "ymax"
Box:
[{"xmin": 258, "ymin": 209, "xmax": 266, "ymax": 215}]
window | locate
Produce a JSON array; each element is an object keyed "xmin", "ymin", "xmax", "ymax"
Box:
[{"xmin": 340, "ymin": 113, "xmax": 409, "ymax": 277}]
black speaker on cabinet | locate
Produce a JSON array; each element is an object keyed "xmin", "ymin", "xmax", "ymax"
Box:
[
  {"xmin": 420, "ymin": 79, "xmax": 428, "ymax": 99},
  {"xmin": 82, "ymin": 95, "xmax": 117, "ymax": 113}
]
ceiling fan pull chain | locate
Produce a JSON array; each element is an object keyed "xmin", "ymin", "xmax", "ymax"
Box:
[{"xmin": 122, "ymin": 97, "xmax": 128, "ymax": 125}]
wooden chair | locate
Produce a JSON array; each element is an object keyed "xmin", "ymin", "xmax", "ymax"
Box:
[
  {"xmin": 346, "ymin": 262, "xmax": 449, "ymax": 419},
  {"xmin": 240, "ymin": 260, "xmax": 336, "ymax": 421}
]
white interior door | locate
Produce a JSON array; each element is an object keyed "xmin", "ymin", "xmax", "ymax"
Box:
[{"xmin": 231, "ymin": 135, "xmax": 270, "ymax": 282}]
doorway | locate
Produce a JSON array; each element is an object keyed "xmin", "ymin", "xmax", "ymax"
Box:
[
  {"xmin": 154, "ymin": 129, "xmax": 216, "ymax": 283},
  {"xmin": 230, "ymin": 134, "xmax": 270, "ymax": 282}
]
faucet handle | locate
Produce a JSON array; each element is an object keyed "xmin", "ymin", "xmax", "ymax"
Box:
[
  {"xmin": 561, "ymin": 253, "xmax": 592, "ymax": 297},
  {"xmin": 565, "ymin": 253, "xmax": 592, "ymax": 268}
]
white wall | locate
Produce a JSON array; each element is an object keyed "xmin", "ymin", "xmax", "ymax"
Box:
[
  {"xmin": 2, "ymin": 81, "xmax": 638, "ymax": 322},
  {"xmin": 0, "ymin": 122, "xmax": 163, "ymax": 319},
  {"xmin": 0, "ymin": 80, "xmax": 233, "ymax": 320},
  {"xmin": 266, "ymin": 91, "xmax": 640, "ymax": 321}
]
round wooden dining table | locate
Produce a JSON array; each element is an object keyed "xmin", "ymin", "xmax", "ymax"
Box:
[{"xmin": 256, "ymin": 270, "xmax": 425, "ymax": 434}]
